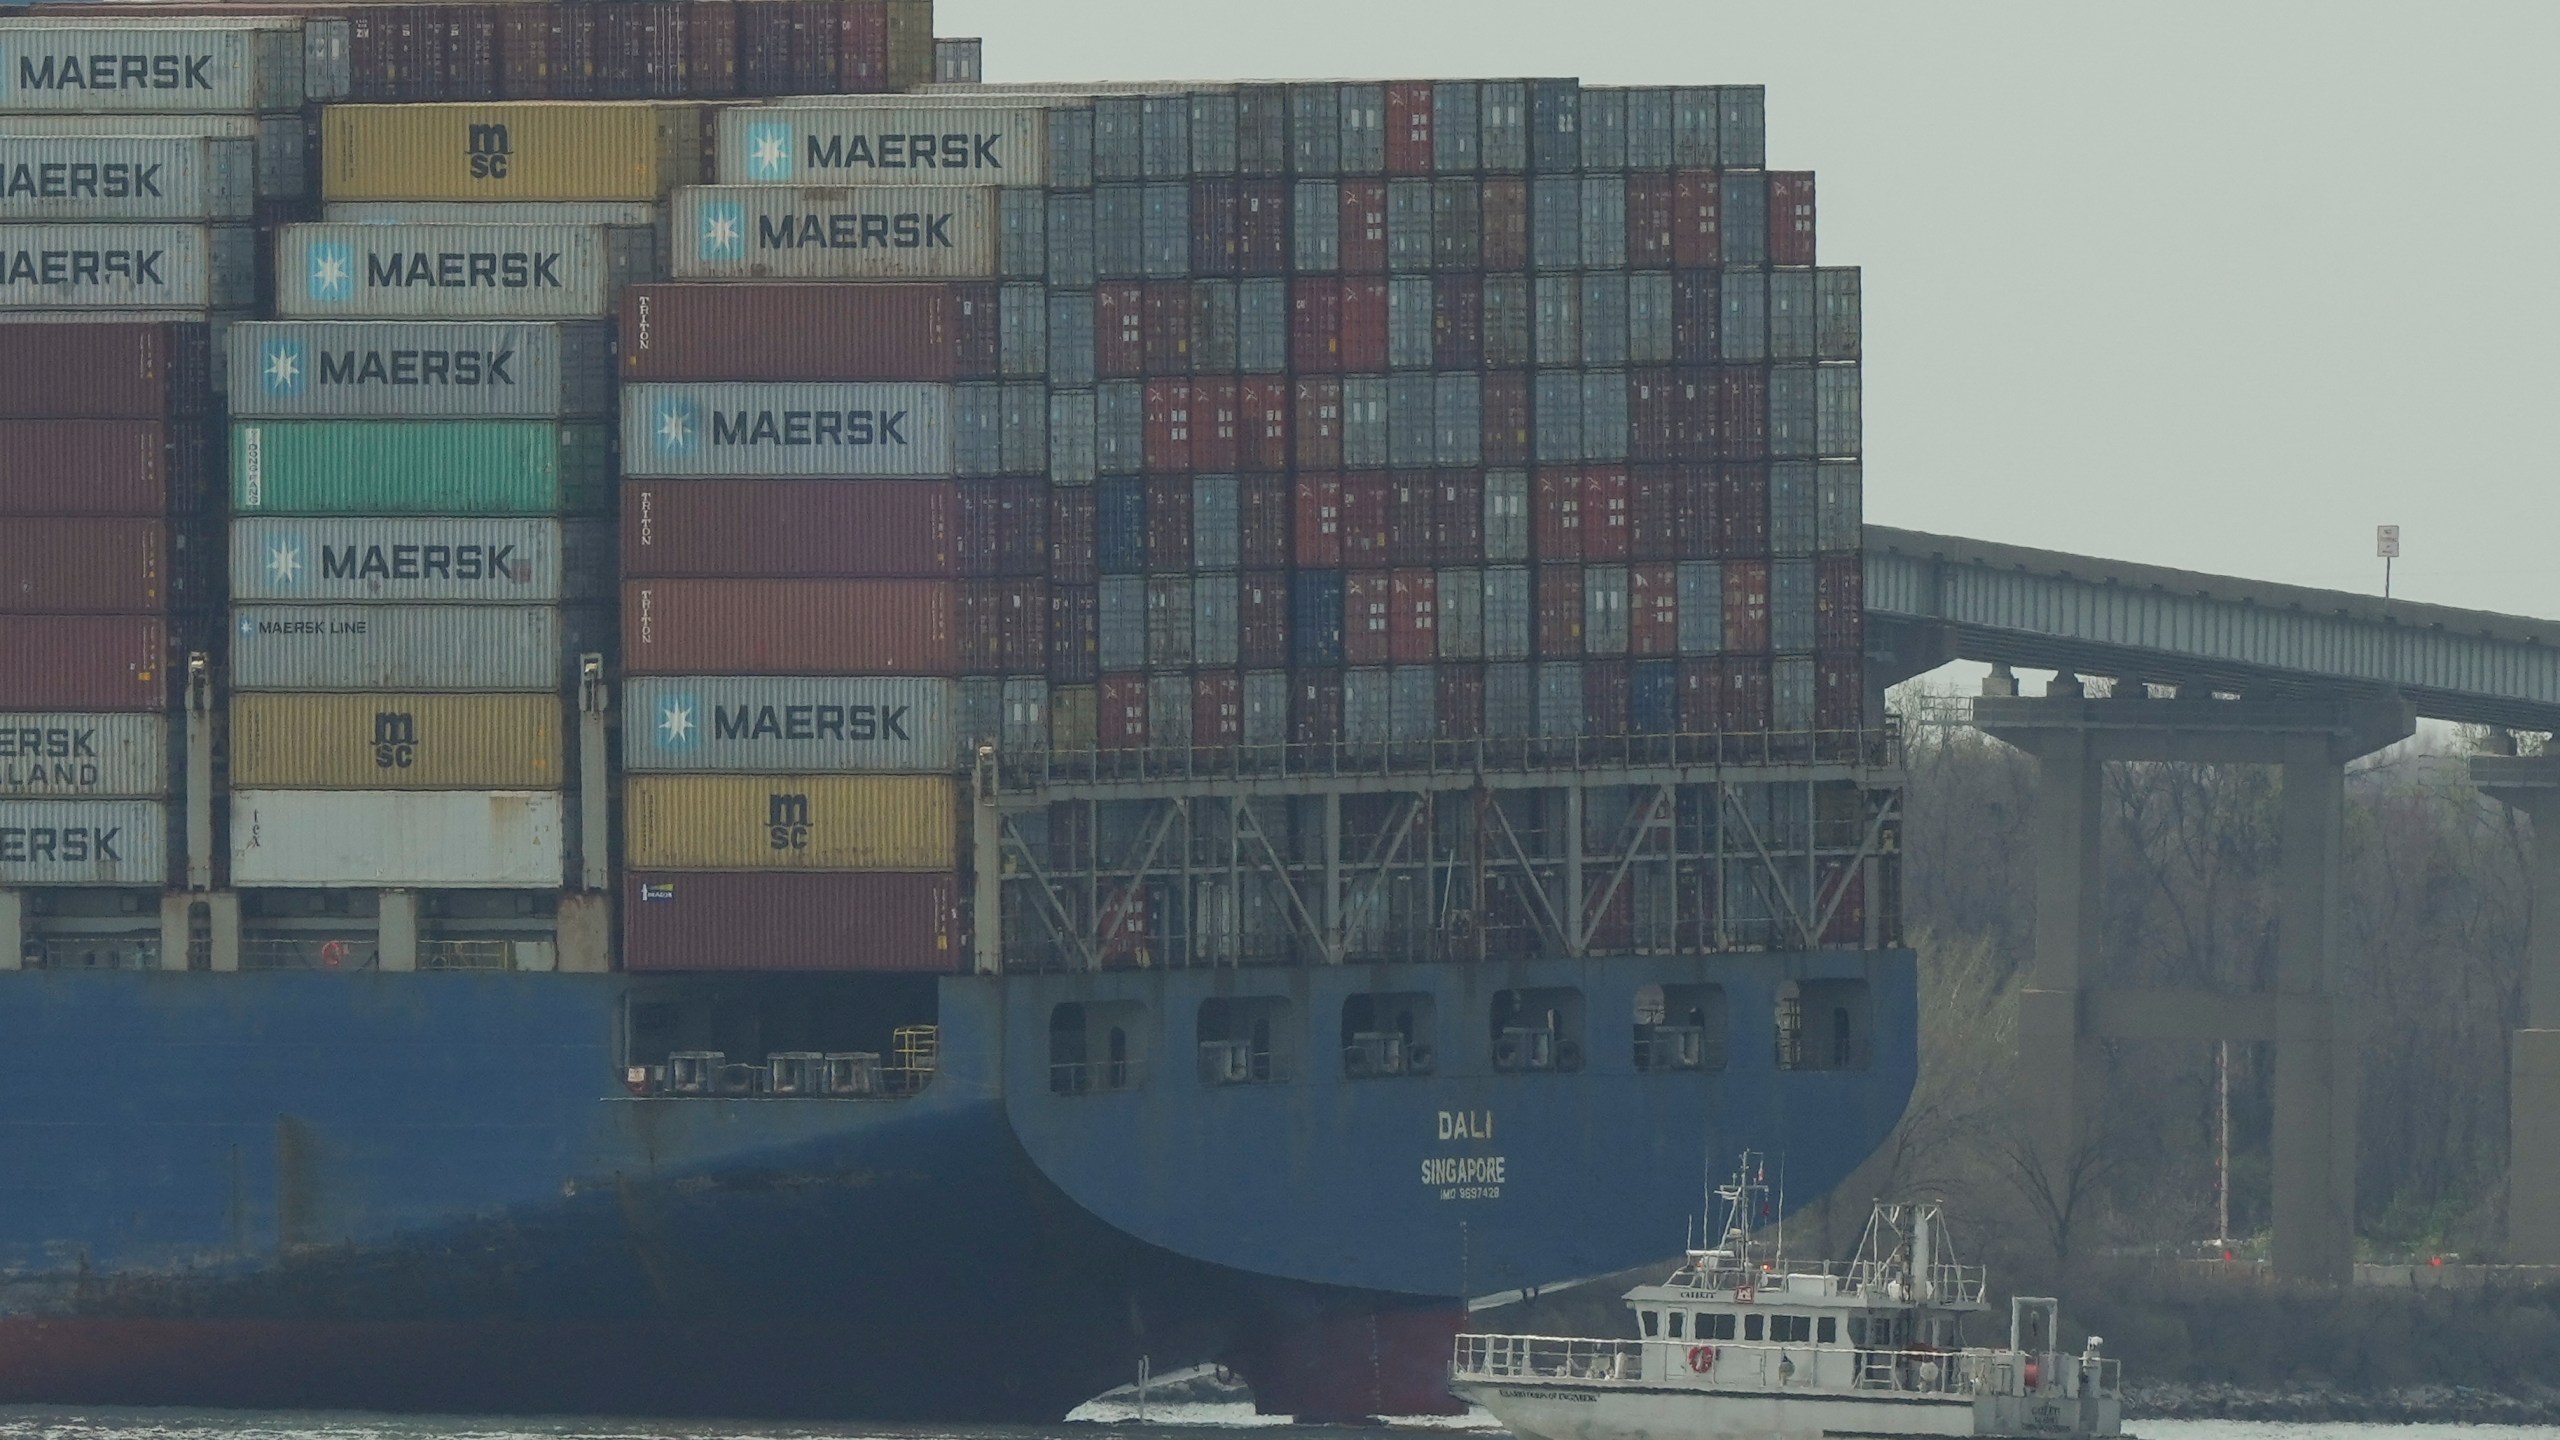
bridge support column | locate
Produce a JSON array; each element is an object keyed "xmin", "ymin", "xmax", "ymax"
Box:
[
  {"xmin": 2271, "ymin": 740, "xmax": 2355, "ymax": 1282},
  {"xmin": 2015, "ymin": 676, "xmax": 2102, "ymax": 1186},
  {"xmin": 2468, "ymin": 755, "xmax": 2560, "ymax": 1263}
]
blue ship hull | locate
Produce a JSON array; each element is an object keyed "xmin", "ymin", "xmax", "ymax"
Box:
[{"xmin": 0, "ymin": 950, "xmax": 1915, "ymax": 1419}]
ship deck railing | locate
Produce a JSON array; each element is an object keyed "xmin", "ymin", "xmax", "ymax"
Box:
[{"xmin": 1454, "ymin": 1334, "xmax": 2119, "ymax": 1401}]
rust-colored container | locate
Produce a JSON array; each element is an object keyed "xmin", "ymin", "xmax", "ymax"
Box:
[
  {"xmin": 1482, "ymin": 177, "xmax": 1528, "ymax": 270},
  {"xmin": 1389, "ymin": 567, "xmax": 1437, "ymax": 664},
  {"xmin": 1387, "ymin": 475, "xmax": 1432, "ymax": 562},
  {"xmin": 499, "ymin": 6, "xmax": 597, "ymax": 99},
  {"xmin": 1432, "ymin": 470, "xmax": 1483, "ymax": 565},
  {"xmin": 1294, "ymin": 377, "xmax": 1342, "ymax": 468},
  {"xmin": 1435, "ymin": 276, "xmax": 1484, "ymax": 370},
  {"xmin": 0, "ymin": 322, "xmax": 210, "ymax": 419},
  {"xmin": 1723, "ymin": 559, "xmax": 1771, "ymax": 653},
  {"xmin": 1717, "ymin": 367, "xmax": 1769, "ymax": 461},
  {"xmin": 1715, "ymin": 465, "xmax": 1770, "ymax": 557},
  {"xmin": 1677, "ymin": 657, "xmax": 1723, "ymax": 732},
  {"xmin": 623, "ymin": 578, "xmax": 956, "ymax": 674},
  {"xmin": 1291, "ymin": 668, "xmax": 1343, "ymax": 746},
  {"xmin": 1386, "ymin": 83, "xmax": 1435, "ymax": 174},
  {"xmin": 1584, "ymin": 465, "xmax": 1631, "ymax": 562},
  {"xmin": 1238, "ymin": 476, "xmax": 1291, "ymax": 568},
  {"xmin": 618, "ymin": 283, "xmax": 992, "ymax": 382},
  {"xmin": 958, "ymin": 579, "xmax": 1046, "ymax": 676},
  {"xmin": 1343, "ymin": 569, "xmax": 1392, "ymax": 666},
  {"xmin": 1238, "ymin": 377, "xmax": 1290, "ymax": 473},
  {"xmin": 1192, "ymin": 668, "xmax": 1242, "ymax": 748},
  {"xmin": 622, "ymin": 479, "xmax": 956, "ymax": 578},
  {"xmin": 1290, "ymin": 280, "xmax": 1340, "ymax": 374},
  {"xmin": 1672, "ymin": 169, "xmax": 1722, "ymax": 267},
  {"xmin": 1340, "ymin": 277, "xmax": 1389, "ymax": 372},
  {"xmin": 1533, "ymin": 469, "xmax": 1582, "ymax": 563},
  {"xmin": 1050, "ymin": 489, "xmax": 1098, "ymax": 585},
  {"xmin": 1341, "ymin": 474, "xmax": 1391, "ymax": 568},
  {"xmin": 1143, "ymin": 280, "xmax": 1192, "ymax": 375},
  {"xmin": 1675, "ymin": 463, "xmax": 1718, "ymax": 558},
  {"xmin": 1293, "ymin": 474, "xmax": 1342, "ymax": 567},
  {"xmin": 624, "ymin": 871, "xmax": 960, "ymax": 972},
  {"xmin": 1722, "ymin": 654, "xmax": 1772, "ymax": 731},
  {"xmin": 1048, "ymin": 585, "xmax": 1098, "ymax": 683},
  {"xmin": 0, "ymin": 419, "xmax": 210, "ymax": 517},
  {"xmin": 1536, "ymin": 564, "xmax": 1583, "ymax": 656},
  {"xmin": 1435, "ymin": 662, "xmax": 1483, "ymax": 740},
  {"xmin": 1817, "ymin": 552, "xmax": 1865, "ymax": 652},
  {"xmin": 1674, "ymin": 272, "xmax": 1720, "ymax": 364},
  {"xmin": 1239, "ymin": 181, "xmax": 1290, "ymax": 274},
  {"xmin": 0, "ymin": 615, "xmax": 169, "ymax": 711},
  {"xmin": 1482, "ymin": 371, "xmax": 1530, "ymax": 466},
  {"xmin": 1630, "ymin": 562, "xmax": 1680, "ymax": 655},
  {"xmin": 1816, "ymin": 650, "xmax": 1864, "ymax": 732},
  {"xmin": 1098, "ymin": 672, "xmax": 1148, "ymax": 751},
  {"xmin": 1194, "ymin": 377, "xmax": 1241, "ymax": 473},
  {"xmin": 1339, "ymin": 179, "xmax": 1387, "ymax": 274},
  {"xmin": 1628, "ymin": 172, "xmax": 1675, "ymax": 267},
  {"xmin": 1584, "ymin": 658, "xmax": 1631, "ymax": 737},
  {"xmin": 1770, "ymin": 172, "xmax": 1817, "ymax": 266},
  {"xmin": 1143, "ymin": 380, "xmax": 1193, "ymax": 474},
  {"xmin": 1144, "ymin": 475, "xmax": 1193, "ymax": 570},
  {"xmin": 1630, "ymin": 466, "xmax": 1681, "ymax": 560},
  {"xmin": 1096, "ymin": 283, "xmax": 1145, "ymax": 378},
  {"xmin": 1240, "ymin": 571, "xmax": 1291, "ymax": 670},
  {"xmin": 0, "ymin": 518, "xmax": 176, "ymax": 614}
]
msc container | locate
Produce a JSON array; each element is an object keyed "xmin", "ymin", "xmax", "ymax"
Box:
[
  {"xmin": 624, "ymin": 870, "xmax": 960, "ymax": 972},
  {"xmin": 230, "ymin": 604, "xmax": 566, "ymax": 691},
  {"xmin": 0, "ymin": 798, "xmax": 166, "ymax": 886},
  {"xmin": 624, "ymin": 578, "xmax": 956, "ymax": 675},
  {"xmin": 669, "ymin": 184, "xmax": 1001, "ymax": 281},
  {"xmin": 0, "ymin": 517, "xmax": 187, "ymax": 613},
  {"xmin": 0, "ymin": 113, "xmax": 304, "ymax": 199},
  {"xmin": 0, "ymin": 712, "xmax": 166, "ymax": 798},
  {"xmin": 227, "ymin": 321, "xmax": 612, "ymax": 419},
  {"xmin": 0, "ymin": 223, "xmax": 254, "ymax": 310},
  {"xmin": 620, "ymin": 381, "xmax": 951, "ymax": 478},
  {"xmin": 321, "ymin": 102, "xmax": 706, "ymax": 202},
  {"xmin": 0, "ymin": 24, "xmax": 305, "ymax": 112},
  {"xmin": 0, "ymin": 135, "xmax": 255, "ymax": 221},
  {"xmin": 229, "ymin": 691, "xmax": 564, "ymax": 790},
  {"xmin": 233, "ymin": 420, "xmax": 610, "ymax": 515},
  {"xmin": 230, "ymin": 789, "xmax": 565, "ymax": 887},
  {"xmin": 624, "ymin": 772, "xmax": 956, "ymax": 870},
  {"xmin": 623, "ymin": 478, "xmax": 955, "ymax": 578},
  {"xmin": 620, "ymin": 280, "xmax": 991, "ymax": 382},
  {"xmin": 623, "ymin": 675, "xmax": 955, "ymax": 772},
  {"xmin": 714, "ymin": 104, "xmax": 1046, "ymax": 184},
  {"xmin": 231, "ymin": 516, "xmax": 594, "ymax": 604},
  {"xmin": 274, "ymin": 223, "xmax": 655, "ymax": 320},
  {"xmin": 0, "ymin": 319, "xmax": 210, "ymax": 417}
]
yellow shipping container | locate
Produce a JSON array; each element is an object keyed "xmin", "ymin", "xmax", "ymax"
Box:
[
  {"xmin": 624, "ymin": 774, "xmax": 957, "ymax": 871},
  {"xmin": 322, "ymin": 102, "xmax": 707, "ymax": 202},
  {"xmin": 230, "ymin": 693, "xmax": 565, "ymax": 790},
  {"xmin": 886, "ymin": 0, "xmax": 937, "ymax": 92}
]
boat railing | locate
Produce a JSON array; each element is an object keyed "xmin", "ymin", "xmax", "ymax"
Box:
[
  {"xmin": 1454, "ymin": 1334, "xmax": 2118, "ymax": 1400},
  {"xmin": 1452, "ymin": 1333, "xmax": 1646, "ymax": 1383}
]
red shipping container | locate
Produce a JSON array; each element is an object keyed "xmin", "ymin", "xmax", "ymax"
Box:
[
  {"xmin": 1049, "ymin": 585, "xmax": 1099, "ymax": 683},
  {"xmin": 1239, "ymin": 570, "xmax": 1292, "ymax": 669},
  {"xmin": 1343, "ymin": 570, "xmax": 1393, "ymax": 665},
  {"xmin": 1099, "ymin": 673, "xmax": 1149, "ymax": 750},
  {"xmin": 1340, "ymin": 474, "xmax": 1391, "ymax": 567},
  {"xmin": 0, "ymin": 614, "xmax": 169, "ymax": 711},
  {"xmin": 1389, "ymin": 568, "xmax": 1437, "ymax": 663},
  {"xmin": 622, "ymin": 578, "xmax": 955, "ymax": 674},
  {"xmin": 1673, "ymin": 272, "xmax": 1719, "ymax": 365},
  {"xmin": 620, "ymin": 283, "xmax": 977, "ymax": 381},
  {"xmin": 623, "ymin": 872, "xmax": 959, "ymax": 973},
  {"xmin": 1142, "ymin": 381, "xmax": 1193, "ymax": 474},
  {"xmin": 1190, "ymin": 178, "xmax": 1241, "ymax": 276},
  {"xmin": 0, "ymin": 322, "xmax": 210, "ymax": 418},
  {"xmin": 951, "ymin": 282, "xmax": 1003, "ymax": 380},
  {"xmin": 1584, "ymin": 659, "xmax": 1631, "ymax": 738},
  {"xmin": 1434, "ymin": 276, "xmax": 1484, "ymax": 370},
  {"xmin": 1293, "ymin": 377, "xmax": 1343, "ymax": 468},
  {"xmin": 1339, "ymin": 179, "xmax": 1388, "ymax": 273},
  {"xmin": 1715, "ymin": 465, "xmax": 1770, "ymax": 558},
  {"xmin": 1817, "ymin": 552, "xmax": 1865, "ymax": 652},
  {"xmin": 1291, "ymin": 669, "xmax": 1343, "ymax": 746},
  {"xmin": 1238, "ymin": 476, "xmax": 1291, "ymax": 568},
  {"xmin": 1144, "ymin": 475, "xmax": 1193, "ymax": 571},
  {"xmin": 444, "ymin": 6, "xmax": 500, "ymax": 100},
  {"xmin": 1002, "ymin": 579, "xmax": 1048, "ymax": 673},
  {"xmin": 956, "ymin": 479, "xmax": 1004, "ymax": 577},
  {"xmin": 621, "ymin": 479, "xmax": 954, "ymax": 578},
  {"xmin": 1583, "ymin": 466, "xmax": 1630, "ymax": 562},
  {"xmin": 1482, "ymin": 371, "xmax": 1531, "ymax": 466},
  {"xmin": 836, "ymin": 0, "xmax": 889, "ymax": 92},
  {"xmin": 1386, "ymin": 83, "xmax": 1435, "ymax": 174},
  {"xmin": 1238, "ymin": 181, "xmax": 1290, "ymax": 275},
  {"xmin": 1628, "ymin": 367, "xmax": 1678, "ymax": 463},
  {"xmin": 1193, "ymin": 376, "xmax": 1241, "ymax": 472},
  {"xmin": 1290, "ymin": 279, "xmax": 1341, "ymax": 373},
  {"xmin": 1627, "ymin": 172, "xmax": 1675, "ymax": 267},
  {"xmin": 1051, "ymin": 488, "xmax": 1098, "ymax": 584},
  {"xmin": 1630, "ymin": 562, "xmax": 1680, "ymax": 655},
  {"xmin": 1143, "ymin": 280, "xmax": 1193, "ymax": 375},
  {"xmin": 1674, "ymin": 464, "xmax": 1718, "ymax": 559},
  {"xmin": 1193, "ymin": 668, "xmax": 1243, "ymax": 747},
  {"xmin": 1677, "ymin": 658, "xmax": 1724, "ymax": 731},
  {"xmin": 1435, "ymin": 662, "xmax": 1484, "ymax": 740},
  {"xmin": 1532, "ymin": 469, "xmax": 1582, "ymax": 562},
  {"xmin": 1387, "ymin": 475, "xmax": 1433, "ymax": 562},
  {"xmin": 1097, "ymin": 883, "xmax": 1151, "ymax": 967},
  {"xmin": 500, "ymin": 6, "xmax": 585, "ymax": 97},
  {"xmin": 1481, "ymin": 177, "xmax": 1529, "ymax": 270},
  {"xmin": 1629, "ymin": 466, "xmax": 1680, "ymax": 560},
  {"xmin": 1723, "ymin": 560, "xmax": 1771, "ymax": 653},
  {"xmin": 1722, "ymin": 655, "xmax": 1772, "ymax": 732},
  {"xmin": 957, "ymin": 579, "xmax": 1007, "ymax": 673},
  {"xmin": 1293, "ymin": 473, "xmax": 1343, "ymax": 566},
  {"xmin": 1769, "ymin": 172, "xmax": 1817, "ymax": 267},
  {"xmin": 1816, "ymin": 651, "xmax": 1865, "ymax": 732},
  {"xmin": 1238, "ymin": 377, "xmax": 1290, "ymax": 472},
  {"xmin": 1095, "ymin": 283, "xmax": 1146, "ymax": 378},
  {"xmin": 0, "ymin": 419, "xmax": 205, "ymax": 516},
  {"xmin": 1716, "ymin": 367, "xmax": 1768, "ymax": 461},
  {"xmin": 1433, "ymin": 470, "xmax": 1484, "ymax": 565},
  {"xmin": 1671, "ymin": 169, "xmax": 1722, "ymax": 267},
  {"xmin": 1339, "ymin": 277, "xmax": 1389, "ymax": 373},
  {"xmin": 1536, "ymin": 564, "xmax": 1583, "ymax": 655}
]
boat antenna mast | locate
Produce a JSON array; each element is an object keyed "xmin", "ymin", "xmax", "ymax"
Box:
[{"xmin": 1711, "ymin": 1152, "xmax": 1775, "ymax": 1268}]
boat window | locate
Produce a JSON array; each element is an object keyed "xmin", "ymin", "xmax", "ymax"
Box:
[
  {"xmin": 1775, "ymin": 979, "xmax": 1871, "ymax": 1070},
  {"xmin": 1667, "ymin": 1311, "xmax": 1684, "ymax": 1339},
  {"xmin": 1771, "ymin": 1314, "xmax": 1811, "ymax": 1343},
  {"xmin": 1818, "ymin": 1316, "xmax": 1837, "ymax": 1343},
  {"xmin": 1341, "ymin": 991, "xmax": 1436, "ymax": 1078},
  {"xmin": 1641, "ymin": 1310, "xmax": 1659, "ymax": 1337},
  {"xmin": 1491, "ymin": 987, "xmax": 1585, "ymax": 1073},
  {"xmin": 1744, "ymin": 1314, "xmax": 1764, "ymax": 1341},
  {"xmin": 1848, "ymin": 1317, "xmax": 1866, "ymax": 1346},
  {"xmin": 1701, "ymin": 1312, "xmax": 1736, "ymax": 1340},
  {"xmin": 1632, "ymin": 982, "xmax": 1728, "ymax": 1072},
  {"xmin": 1049, "ymin": 999, "xmax": 1148, "ymax": 1094},
  {"xmin": 1198, "ymin": 995, "xmax": 1295, "ymax": 1085}
]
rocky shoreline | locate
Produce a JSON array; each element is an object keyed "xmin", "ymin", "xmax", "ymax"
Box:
[{"xmin": 2124, "ymin": 1378, "xmax": 2560, "ymax": 1425}]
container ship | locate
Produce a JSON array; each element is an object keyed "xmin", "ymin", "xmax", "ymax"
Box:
[{"xmin": 0, "ymin": 5, "xmax": 1912, "ymax": 1422}]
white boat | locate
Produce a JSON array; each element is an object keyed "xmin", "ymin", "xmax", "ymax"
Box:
[{"xmin": 1450, "ymin": 1155, "xmax": 2123, "ymax": 1440}]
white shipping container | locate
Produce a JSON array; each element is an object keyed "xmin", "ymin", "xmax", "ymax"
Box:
[
  {"xmin": 0, "ymin": 713, "xmax": 167, "ymax": 798},
  {"xmin": 0, "ymin": 24, "xmax": 304, "ymax": 112},
  {"xmin": 714, "ymin": 106, "xmax": 1048, "ymax": 185},
  {"xmin": 0, "ymin": 113, "xmax": 305, "ymax": 198},
  {"xmin": 230, "ymin": 789, "xmax": 564, "ymax": 888},
  {"xmin": 622, "ymin": 677, "xmax": 957, "ymax": 773},
  {"xmin": 620, "ymin": 381, "xmax": 953, "ymax": 478},
  {"xmin": 669, "ymin": 185, "xmax": 999, "ymax": 281},
  {"xmin": 0, "ymin": 135, "xmax": 254, "ymax": 221},
  {"xmin": 231, "ymin": 517, "xmax": 584, "ymax": 605},
  {"xmin": 274, "ymin": 223, "xmax": 655, "ymax": 320},
  {"xmin": 231, "ymin": 605, "xmax": 566, "ymax": 691},
  {"xmin": 226, "ymin": 321, "xmax": 613, "ymax": 419},
  {"xmin": 0, "ymin": 799, "xmax": 166, "ymax": 885},
  {"xmin": 0, "ymin": 223, "xmax": 253, "ymax": 309}
]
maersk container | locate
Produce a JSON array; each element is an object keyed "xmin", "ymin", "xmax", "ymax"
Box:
[
  {"xmin": 0, "ymin": 799, "xmax": 166, "ymax": 886},
  {"xmin": 229, "ymin": 789, "xmax": 565, "ymax": 887},
  {"xmin": 227, "ymin": 321, "xmax": 613, "ymax": 419},
  {"xmin": 669, "ymin": 185, "xmax": 1001, "ymax": 281},
  {"xmin": 232, "ymin": 420, "xmax": 611, "ymax": 514},
  {"xmin": 623, "ymin": 870, "xmax": 960, "ymax": 973},
  {"xmin": 273, "ymin": 224, "xmax": 655, "ymax": 320},
  {"xmin": 231, "ymin": 604, "xmax": 565, "ymax": 691},
  {"xmin": 0, "ymin": 713, "xmax": 167, "ymax": 798},
  {"xmin": 231, "ymin": 516, "xmax": 592, "ymax": 604},
  {"xmin": 0, "ymin": 114, "xmax": 304, "ymax": 199},
  {"xmin": 619, "ymin": 381, "xmax": 952, "ymax": 478},
  {"xmin": 714, "ymin": 104, "xmax": 1047, "ymax": 185},
  {"xmin": 623, "ymin": 772, "xmax": 956, "ymax": 871},
  {"xmin": 0, "ymin": 136, "xmax": 255, "ymax": 221},
  {"xmin": 321, "ymin": 103, "xmax": 706, "ymax": 202},
  {"xmin": 0, "ymin": 224, "xmax": 254, "ymax": 309},
  {"xmin": 0, "ymin": 24, "xmax": 305, "ymax": 112},
  {"xmin": 622, "ymin": 676, "xmax": 956, "ymax": 773},
  {"xmin": 230, "ymin": 692, "xmax": 564, "ymax": 790}
]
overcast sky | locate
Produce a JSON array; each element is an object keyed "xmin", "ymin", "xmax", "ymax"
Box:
[{"xmin": 943, "ymin": 0, "xmax": 2560, "ymax": 618}]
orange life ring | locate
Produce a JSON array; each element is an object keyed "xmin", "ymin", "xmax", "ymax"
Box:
[
  {"xmin": 1687, "ymin": 1343, "xmax": 1717, "ymax": 1373},
  {"xmin": 319, "ymin": 939, "xmax": 351, "ymax": 969}
]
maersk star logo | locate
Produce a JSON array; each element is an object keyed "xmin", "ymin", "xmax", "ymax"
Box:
[
  {"xmin": 656, "ymin": 696, "xmax": 700, "ymax": 749},
  {"xmin": 306, "ymin": 242, "xmax": 355, "ymax": 302},
  {"xmin": 744, "ymin": 123, "xmax": 793, "ymax": 179},
  {"xmin": 653, "ymin": 399, "xmax": 701, "ymax": 454},
  {"xmin": 698, "ymin": 201, "xmax": 746, "ymax": 260},
  {"xmin": 260, "ymin": 340, "xmax": 307, "ymax": 395},
  {"xmin": 265, "ymin": 535, "xmax": 305, "ymax": 587}
]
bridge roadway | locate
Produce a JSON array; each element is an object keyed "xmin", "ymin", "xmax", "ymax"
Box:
[{"xmin": 1859, "ymin": 525, "xmax": 2560, "ymax": 1275}]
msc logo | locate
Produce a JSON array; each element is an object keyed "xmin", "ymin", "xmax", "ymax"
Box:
[
  {"xmin": 766, "ymin": 792, "xmax": 811, "ymax": 851},
  {"xmin": 305, "ymin": 240, "xmax": 354, "ymax": 302},
  {"xmin": 697, "ymin": 200, "xmax": 746, "ymax": 260},
  {"xmin": 743, "ymin": 123, "xmax": 793, "ymax": 180},
  {"xmin": 650, "ymin": 397, "xmax": 702, "ymax": 454},
  {"xmin": 259, "ymin": 339, "xmax": 308, "ymax": 395},
  {"xmin": 653, "ymin": 694, "xmax": 700, "ymax": 749},
  {"xmin": 372, "ymin": 711, "xmax": 417, "ymax": 768},
  {"xmin": 466, "ymin": 123, "xmax": 511, "ymax": 180}
]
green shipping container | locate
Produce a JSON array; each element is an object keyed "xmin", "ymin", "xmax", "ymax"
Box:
[{"xmin": 231, "ymin": 421, "xmax": 613, "ymax": 515}]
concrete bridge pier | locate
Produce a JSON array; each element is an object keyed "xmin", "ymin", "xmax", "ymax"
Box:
[
  {"xmin": 1978, "ymin": 681, "xmax": 2412, "ymax": 1283},
  {"xmin": 2468, "ymin": 753, "xmax": 2560, "ymax": 1264}
]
